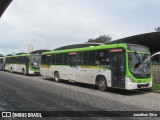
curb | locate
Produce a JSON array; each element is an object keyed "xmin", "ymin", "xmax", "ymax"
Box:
[{"xmin": 151, "ymin": 90, "xmax": 160, "ymax": 93}]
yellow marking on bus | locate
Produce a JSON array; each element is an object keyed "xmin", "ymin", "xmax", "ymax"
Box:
[
  {"xmin": 41, "ymin": 65, "xmax": 50, "ymax": 68},
  {"xmin": 81, "ymin": 66, "xmax": 92, "ymax": 68},
  {"xmin": 81, "ymin": 66, "xmax": 100, "ymax": 69}
]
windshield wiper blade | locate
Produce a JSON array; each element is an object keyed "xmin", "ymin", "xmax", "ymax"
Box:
[
  {"xmin": 134, "ymin": 51, "xmax": 141, "ymax": 62},
  {"xmin": 142, "ymin": 53, "xmax": 149, "ymax": 62},
  {"xmin": 134, "ymin": 62, "xmax": 141, "ymax": 69}
]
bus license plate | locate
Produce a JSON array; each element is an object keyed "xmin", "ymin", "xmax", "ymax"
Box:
[{"xmin": 141, "ymin": 86, "xmax": 146, "ymax": 88}]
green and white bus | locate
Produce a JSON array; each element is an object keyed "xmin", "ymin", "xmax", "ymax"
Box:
[
  {"xmin": 5, "ymin": 53, "xmax": 41, "ymax": 75},
  {"xmin": 40, "ymin": 43, "xmax": 152, "ymax": 91}
]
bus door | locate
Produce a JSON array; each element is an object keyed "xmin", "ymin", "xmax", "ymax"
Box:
[
  {"xmin": 25, "ymin": 56, "xmax": 29, "ymax": 74},
  {"xmin": 69, "ymin": 52, "xmax": 76, "ymax": 81},
  {"xmin": 110, "ymin": 49, "xmax": 125, "ymax": 88},
  {"xmin": 46, "ymin": 55, "xmax": 51, "ymax": 76}
]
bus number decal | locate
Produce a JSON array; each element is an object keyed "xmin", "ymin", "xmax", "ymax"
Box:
[
  {"xmin": 110, "ymin": 49, "xmax": 123, "ymax": 52},
  {"xmin": 69, "ymin": 52, "xmax": 77, "ymax": 55}
]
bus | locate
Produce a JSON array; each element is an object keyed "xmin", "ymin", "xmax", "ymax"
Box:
[
  {"xmin": 5, "ymin": 53, "xmax": 41, "ymax": 75},
  {"xmin": 0, "ymin": 56, "xmax": 5, "ymax": 70},
  {"xmin": 40, "ymin": 43, "xmax": 152, "ymax": 91}
]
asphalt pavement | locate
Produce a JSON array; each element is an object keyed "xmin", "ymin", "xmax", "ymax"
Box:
[{"xmin": 0, "ymin": 71, "xmax": 160, "ymax": 120}]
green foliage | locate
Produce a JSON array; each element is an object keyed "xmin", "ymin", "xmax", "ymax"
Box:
[
  {"xmin": 151, "ymin": 84, "xmax": 160, "ymax": 90},
  {"xmin": 88, "ymin": 35, "xmax": 112, "ymax": 43}
]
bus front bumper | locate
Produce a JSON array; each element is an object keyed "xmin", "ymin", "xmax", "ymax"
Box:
[
  {"xmin": 125, "ymin": 78, "xmax": 152, "ymax": 90},
  {"xmin": 28, "ymin": 69, "xmax": 40, "ymax": 75}
]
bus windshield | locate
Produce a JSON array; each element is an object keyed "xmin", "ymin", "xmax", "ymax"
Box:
[
  {"xmin": 127, "ymin": 44, "xmax": 149, "ymax": 52},
  {"xmin": 30, "ymin": 55, "xmax": 41, "ymax": 69},
  {"xmin": 128, "ymin": 52, "xmax": 151, "ymax": 77}
]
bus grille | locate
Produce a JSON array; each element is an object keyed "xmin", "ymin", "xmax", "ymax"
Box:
[{"xmin": 137, "ymin": 83, "xmax": 150, "ymax": 88}]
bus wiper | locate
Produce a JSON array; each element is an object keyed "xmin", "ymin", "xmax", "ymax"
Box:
[
  {"xmin": 134, "ymin": 51, "xmax": 141, "ymax": 62},
  {"xmin": 134, "ymin": 52, "xmax": 149, "ymax": 73},
  {"xmin": 142, "ymin": 53, "xmax": 149, "ymax": 62},
  {"xmin": 134, "ymin": 51, "xmax": 142, "ymax": 70},
  {"xmin": 34, "ymin": 57, "xmax": 38, "ymax": 63},
  {"xmin": 134, "ymin": 62, "xmax": 141, "ymax": 69}
]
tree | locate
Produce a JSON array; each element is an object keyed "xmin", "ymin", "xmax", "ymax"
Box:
[
  {"xmin": 87, "ymin": 35, "xmax": 112, "ymax": 43},
  {"xmin": 155, "ymin": 27, "xmax": 160, "ymax": 32}
]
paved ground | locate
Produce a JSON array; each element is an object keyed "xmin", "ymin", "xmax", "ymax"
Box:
[{"xmin": 0, "ymin": 71, "xmax": 160, "ymax": 120}]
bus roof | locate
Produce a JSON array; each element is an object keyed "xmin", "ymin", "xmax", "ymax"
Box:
[
  {"xmin": 42, "ymin": 43, "xmax": 127, "ymax": 55},
  {"xmin": 6, "ymin": 53, "xmax": 30, "ymax": 58},
  {"xmin": 54, "ymin": 43, "xmax": 102, "ymax": 50}
]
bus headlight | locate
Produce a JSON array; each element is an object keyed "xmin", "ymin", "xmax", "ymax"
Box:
[{"xmin": 129, "ymin": 77, "xmax": 134, "ymax": 83}]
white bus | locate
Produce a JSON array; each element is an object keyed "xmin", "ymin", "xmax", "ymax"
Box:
[
  {"xmin": 0, "ymin": 56, "xmax": 5, "ymax": 70},
  {"xmin": 5, "ymin": 53, "xmax": 41, "ymax": 75},
  {"xmin": 40, "ymin": 43, "xmax": 152, "ymax": 91}
]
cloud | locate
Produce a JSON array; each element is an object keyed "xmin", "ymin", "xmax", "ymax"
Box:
[{"xmin": 0, "ymin": 0, "xmax": 160, "ymax": 55}]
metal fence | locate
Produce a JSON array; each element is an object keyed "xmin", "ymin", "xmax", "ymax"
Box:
[{"xmin": 152, "ymin": 65, "xmax": 160, "ymax": 84}]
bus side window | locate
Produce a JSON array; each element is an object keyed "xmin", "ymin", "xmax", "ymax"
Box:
[
  {"xmin": 21, "ymin": 56, "xmax": 26, "ymax": 64},
  {"xmin": 63, "ymin": 53, "xmax": 68, "ymax": 64},
  {"xmin": 51, "ymin": 55, "xmax": 55, "ymax": 65},
  {"xmin": 77, "ymin": 52, "xmax": 95, "ymax": 65},
  {"xmin": 46, "ymin": 56, "xmax": 51, "ymax": 65},
  {"xmin": 55, "ymin": 54, "xmax": 63, "ymax": 65},
  {"xmin": 88, "ymin": 51, "xmax": 96, "ymax": 65},
  {"xmin": 69, "ymin": 55, "xmax": 76, "ymax": 67},
  {"xmin": 96, "ymin": 50, "xmax": 110, "ymax": 68},
  {"xmin": 15, "ymin": 57, "xmax": 18, "ymax": 64},
  {"xmin": 83, "ymin": 52, "xmax": 89, "ymax": 65},
  {"xmin": 11, "ymin": 58, "xmax": 13, "ymax": 63},
  {"xmin": 41, "ymin": 55, "xmax": 47, "ymax": 65},
  {"xmin": 19, "ymin": 57, "xmax": 21, "ymax": 64},
  {"xmin": 96, "ymin": 51, "xmax": 103, "ymax": 65},
  {"xmin": 77, "ymin": 52, "xmax": 83, "ymax": 65},
  {"xmin": 7, "ymin": 58, "xmax": 10, "ymax": 63},
  {"xmin": 12, "ymin": 58, "xmax": 14, "ymax": 63}
]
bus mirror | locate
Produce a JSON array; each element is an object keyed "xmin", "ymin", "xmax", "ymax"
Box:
[{"xmin": 129, "ymin": 53, "xmax": 132, "ymax": 60}]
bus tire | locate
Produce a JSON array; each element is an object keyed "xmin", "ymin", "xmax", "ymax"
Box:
[
  {"xmin": 22, "ymin": 69, "xmax": 26, "ymax": 75},
  {"xmin": 97, "ymin": 76, "xmax": 107, "ymax": 91},
  {"xmin": 10, "ymin": 67, "xmax": 13, "ymax": 73},
  {"xmin": 54, "ymin": 72, "xmax": 59, "ymax": 82}
]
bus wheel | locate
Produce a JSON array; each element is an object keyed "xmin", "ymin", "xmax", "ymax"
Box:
[
  {"xmin": 54, "ymin": 72, "xmax": 59, "ymax": 82},
  {"xmin": 10, "ymin": 67, "xmax": 13, "ymax": 73},
  {"xmin": 97, "ymin": 77, "xmax": 107, "ymax": 91},
  {"xmin": 22, "ymin": 69, "xmax": 26, "ymax": 75}
]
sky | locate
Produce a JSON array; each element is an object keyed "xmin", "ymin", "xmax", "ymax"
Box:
[{"xmin": 0, "ymin": 0, "xmax": 160, "ymax": 55}]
